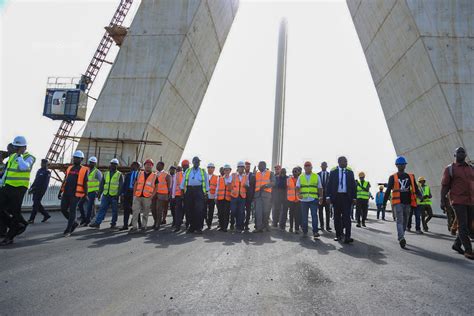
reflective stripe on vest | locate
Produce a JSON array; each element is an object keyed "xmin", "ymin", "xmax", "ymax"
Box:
[
  {"xmin": 175, "ymin": 172, "xmax": 183, "ymax": 197},
  {"xmin": 88, "ymin": 168, "xmax": 100, "ymax": 193},
  {"xmin": 298, "ymin": 173, "xmax": 319, "ymax": 199},
  {"xmin": 63, "ymin": 165, "xmax": 88, "ymax": 198},
  {"xmin": 103, "ymin": 170, "xmax": 121, "ymax": 196},
  {"xmin": 4, "ymin": 153, "xmax": 36, "ymax": 188},
  {"xmin": 417, "ymin": 184, "xmax": 432, "ymax": 205},
  {"xmin": 216, "ymin": 176, "xmax": 231, "ymax": 201},
  {"xmin": 356, "ymin": 180, "xmax": 370, "ymax": 200},
  {"xmin": 287, "ymin": 176, "xmax": 298, "ymax": 202},
  {"xmin": 157, "ymin": 172, "xmax": 169, "ymax": 195},
  {"xmin": 209, "ymin": 175, "xmax": 218, "ymax": 195},
  {"xmin": 134, "ymin": 171, "xmax": 157, "ymax": 198},
  {"xmin": 184, "ymin": 168, "xmax": 206, "ymax": 194},
  {"xmin": 391, "ymin": 173, "xmax": 417, "ymax": 208},
  {"xmin": 231, "ymin": 173, "xmax": 247, "ymax": 199},
  {"xmin": 255, "ymin": 171, "xmax": 272, "ymax": 193}
]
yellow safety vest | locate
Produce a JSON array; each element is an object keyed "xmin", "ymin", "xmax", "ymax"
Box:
[
  {"xmin": 103, "ymin": 170, "xmax": 121, "ymax": 196},
  {"xmin": 88, "ymin": 168, "xmax": 100, "ymax": 193},
  {"xmin": 298, "ymin": 173, "xmax": 319, "ymax": 199},
  {"xmin": 356, "ymin": 180, "xmax": 370, "ymax": 200},
  {"xmin": 4, "ymin": 152, "xmax": 36, "ymax": 188}
]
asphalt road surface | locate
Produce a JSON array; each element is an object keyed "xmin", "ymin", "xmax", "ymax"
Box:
[{"xmin": 1, "ymin": 211, "xmax": 473, "ymax": 315}]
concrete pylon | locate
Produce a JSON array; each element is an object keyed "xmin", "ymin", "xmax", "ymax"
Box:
[
  {"xmin": 272, "ymin": 19, "xmax": 288, "ymax": 169},
  {"xmin": 347, "ymin": 0, "xmax": 473, "ymax": 213}
]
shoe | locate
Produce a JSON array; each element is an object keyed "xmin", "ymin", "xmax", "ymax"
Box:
[
  {"xmin": 406, "ymin": 228, "xmax": 411, "ymax": 232},
  {"xmin": 423, "ymin": 228, "xmax": 429, "ymax": 232},
  {"xmin": 362, "ymin": 222, "xmax": 366, "ymax": 227},
  {"xmin": 173, "ymin": 227, "xmax": 180, "ymax": 233},
  {"xmin": 110, "ymin": 223, "xmax": 117, "ymax": 229},
  {"xmin": 205, "ymin": 226, "xmax": 211, "ymax": 231},
  {"xmin": 452, "ymin": 244, "xmax": 465, "ymax": 255},
  {"xmin": 399, "ymin": 238, "xmax": 407, "ymax": 249},
  {"xmin": 356, "ymin": 224, "xmax": 361, "ymax": 228},
  {"xmin": 464, "ymin": 252, "xmax": 474, "ymax": 260},
  {"xmin": 345, "ymin": 238, "xmax": 354, "ymax": 243},
  {"xmin": 230, "ymin": 225, "xmax": 235, "ymax": 230},
  {"xmin": 16, "ymin": 223, "xmax": 28, "ymax": 236},
  {"xmin": 319, "ymin": 227, "xmax": 325, "ymax": 231},
  {"xmin": 28, "ymin": 219, "xmax": 34, "ymax": 224},
  {"xmin": 153, "ymin": 225, "xmax": 160, "ymax": 231},
  {"xmin": 71, "ymin": 222, "xmax": 79, "ymax": 233},
  {"xmin": 0, "ymin": 238, "xmax": 13, "ymax": 246},
  {"xmin": 334, "ymin": 236, "xmax": 342, "ymax": 241},
  {"xmin": 313, "ymin": 232, "xmax": 320, "ymax": 238},
  {"xmin": 41, "ymin": 215, "xmax": 51, "ymax": 223},
  {"xmin": 326, "ymin": 227, "xmax": 332, "ymax": 231},
  {"xmin": 252, "ymin": 229, "xmax": 262, "ymax": 233},
  {"xmin": 194, "ymin": 230, "xmax": 203, "ymax": 234},
  {"xmin": 289, "ymin": 228, "xmax": 293, "ymax": 233},
  {"xmin": 244, "ymin": 226, "xmax": 250, "ymax": 231},
  {"xmin": 302, "ymin": 231, "xmax": 308, "ymax": 237},
  {"xmin": 294, "ymin": 230, "xmax": 299, "ymax": 234},
  {"xmin": 128, "ymin": 228, "xmax": 138, "ymax": 233},
  {"xmin": 63, "ymin": 228, "xmax": 69, "ymax": 235},
  {"xmin": 222, "ymin": 228, "xmax": 228, "ymax": 232},
  {"xmin": 119, "ymin": 226, "xmax": 129, "ymax": 231},
  {"xmin": 161, "ymin": 220, "xmax": 166, "ymax": 225},
  {"xmin": 186, "ymin": 229, "xmax": 194, "ymax": 234},
  {"xmin": 415, "ymin": 230, "xmax": 424, "ymax": 234},
  {"xmin": 89, "ymin": 223, "xmax": 100, "ymax": 228}
]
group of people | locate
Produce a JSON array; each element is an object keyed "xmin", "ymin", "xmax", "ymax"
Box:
[{"xmin": 0, "ymin": 136, "xmax": 473, "ymax": 260}]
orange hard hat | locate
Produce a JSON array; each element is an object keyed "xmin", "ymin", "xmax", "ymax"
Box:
[
  {"xmin": 181, "ymin": 159, "xmax": 190, "ymax": 166},
  {"xmin": 144, "ymin": 159, "xmax": 154, "ymax": 166}
]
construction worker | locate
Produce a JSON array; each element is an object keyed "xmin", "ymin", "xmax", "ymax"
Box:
[
  {"xmin": 0, "ymin": 143, "xmax": 15, "ymax": 237},
  {"xmin": 0, "ymin": 136, "xmax": 36, "ymax": 245},
  {"xmin": 168, "ymin": 166, "xmax": 177, "ymax": 227},
  {"xmin": 297, "ymin": 161, "xmax": 323, "ymax": 238},
  {"xmin": 283, "ymin": 167, "xmax": 301, "ymax": 233},
  {"xmin": 27, "ymin": 159, "xmax": 51, "ymax": 224},
  {"xmin": 318, "ymin": 162, "xmax": 331, "ymax": 231},
  {"xmin": 230, "ymin": 161, "xmax": 249, "ymax": 232},
  {"xmin": 441, "ymin": 147, "xmax": 474, "ymax": 260},
  {"xmin": 216, "ymin": 165, "xmax": 232, "ymax": 232},
  {"xmin": 244, "ymin": 161, "xmax": 255, "ymax": 231},
  {"xmin": 90, "ymin": 158, "xmax": 123, "ymax": 229},
  {"xmin": 375, "ymin": 185, "xmax": 385, "ymax": 220},
  {"xmin": 417, "ymin": 177, "xmax": 433, "ymax": 232},
  {"xmin": 173, "ymin": 160, "xmax": 189, "ymax": 232},
  {"xmin": 253, "ymin": 161, "xmax": 275, "ymax": 233},
  {"xmin": 272, "ymin": 165, "xmax": 283, "ymax": 227},
  {"xmin": 383, "ymin": 156, "xmax": 422, "ymax": 249},
  {"xmin": 130, "ymin": 159, "xmax": 157, "ymax": 232},
  {"xmin": 205, "ymin": 163, "xmax": 218, "ymax": 230},
  {"xmin": 152, "ymin": 161, "xmax": 171, "ymax": 229},
  {"xmin": 180, "ymin": 156, "xmax": 209, "ymax": 234},
  {"xmin": 77, "ymin": 156, "xmax": 102, "ymax": 226},
  {"xmin": 58, "ymin": 150, "xmax": 88, "ymax": 237},
  {"xmin": 120, "ymin": 161, "xmax": 140, "ymax": 230},
  {"xmin": 355, "ymin": 172, "xmax": 371, "ymax": 228}
]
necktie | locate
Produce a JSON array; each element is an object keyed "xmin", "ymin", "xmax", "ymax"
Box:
[{"xmin": 339, "ymin": 169, "xmax": 344, "ymax": 189}]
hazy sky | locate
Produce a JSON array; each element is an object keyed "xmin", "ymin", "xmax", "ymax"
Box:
[{"xmin": 1, "ymin": 0, "xmax": 397, "ymax": 185}]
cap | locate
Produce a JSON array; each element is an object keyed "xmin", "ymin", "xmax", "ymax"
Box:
[
  {"xmin": 73, "ymin": 150, "xmax": 84, "ymax": 159},
  {"xmin": 207, "ymin": 163, "xmax": 215, "ymax": 168},
  {"xmin": 110, "ymin": 158, "xmax": 119, "ymax": 165},
  {"xmin": 379, "ymin": 185, "xmax": 384, "ymax": 190},
  {"xmin": 144, "ymin": 158, "xmax": 154, "ymax": 166},
  {"xmin": 418, "ymin": 176, "xmax": 426, "ymax": 182},
  {"xmin": 88, "ymin": 156, "xmax": 98, "ymax": 163},
  {"xmin": 223, "ymin": 164, "xmax": 231, "ymax": 169},
  {"xmin": 41, "ymin": 158, "xmax": 49, "ymax": 164},
  {"xmin": 12, "ymin": 136, "xmax": 27, "ymax": 147},
  {"xmin": 192, "ymin": 156, "xmax": 201, "ymax": 162},
  {"xmin": 181, "ymin": 159, "xmax": 190, "ymax": 166},
  {"xmin": 358, "ymin": 172, "xmax": 365, "ymax": 177},
  {"xmin": 237, "ymin": 161, "xmax": 245, "ymax": 167},
  {"xmin": 304, "ymin": 161, "xmax": 312, "ymax": 167}
]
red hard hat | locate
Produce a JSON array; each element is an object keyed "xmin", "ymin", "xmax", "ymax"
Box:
[
  {"xmin": 144, "ymin": 158, "xmax": 154, "ymax": 166},
  {"xmin": 181, "ymin": 159, "xmax": 190, "ymax": 166}
]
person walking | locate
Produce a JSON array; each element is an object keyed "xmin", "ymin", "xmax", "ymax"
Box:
[
  {"xmin": 152, "ymin": 161, "xmax": 171, "ymax": 230},
  {"xmin": 58, "ymin": 150, "xmax": 88, "ymax": 237},
  {"xmin": 327, "ymin": 156, "xmax": 357, "ymax": 244},
  {"xmin": 77, "ymin": 156, "xmax": 102, "ymax": 226},
  {"xmin": 180, "ymin": 156, "xmax": 209, "ymax": 234},
  {"xmin": 244, "ymin": 161, "xmax": 255, "ymax": 231},
  {"xmin": 230, "ymin": 161, "xmax": 249, "ymax": 232},
  {"xmin": 441, "ymin": 147, "xmax": 474, "ymax": 260},
  {"xmin": 296, "ymin": 161, "xmax": 322, "ymax": 239},
  {"xmin": 206, "ymin": 163, "xmax": 218, "ymax": 230},
  {"xmin": 0, "ymin": 143, "xmax": 15, "ymax": 238},
  {"xmin": 27, "ymin": 159, "xmax": 51, "ymax": 224},
  {"xmin": 383, "ymin": 156, "xmax": 422, "ymax": 249},
  {"xmin": 120, "ymin": 161, "xmax": 140, "ymax": 230},
  {"xmin": 253, "ymin": 161, "xmax": 275, "ymax": 233},
  {"xmin": 283, "ymin": 167, "xmax": 301, "ymax": 233},
  {"xmin": 417, "ymin": 177, "xmax": 433, "ymax": 232},
  {"xmin": 318, "ymin": 162, "xmax": 331, "ymax": 231},
  {"xmin": 0, "ymin": 136, "xmax": 36, "ymax": 245},
  {"xmin": 216, "ymin": 165, "xmax": 232, "ymax": 232},
  {"xmin": 130, "ymin": 159, "xmax": 157, "ymax": 232},
  {"xmin": 355, "ymin": 172, "xmax": 371, "ymax": 228},
  {"xmin": 172, "ymin": 160, "xmax": 189, "ymax": 232},
  {"xmin": 375, "ymin": 185, "xmax": 385, "ymax": 220},
  {"xmin": 90, "ymin": 159, "xmax": 123, "ymax": 229}
]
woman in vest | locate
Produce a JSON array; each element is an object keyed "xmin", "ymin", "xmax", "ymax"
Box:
[
  {"xmin": 130, "ymin": 159, "xmax": 157, "ymax": 232},
  {"xmin": 216, "ymin": 165, "xmax": 232, "ymax": 232},
  {"xmin": 230, "ymin": 161, "xmax": 249, "ymax": 232}
]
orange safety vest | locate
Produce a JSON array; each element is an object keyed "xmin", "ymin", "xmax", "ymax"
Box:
[
  {"xmin": 134, "ymin": 171, "xmax": 157, "ymax": 198},
  {"xmin": 391, "ymin": 173, "xmax": 417, "ymax": 208},
  {"xmin": 175, "ymin": 171, "xmax": 183, "ymax": 197},
  {"xmin": 209, "ymin": 174, "xmax": 218, "ymax": 195},
  {"xmin": 231, "ymin": 173, "xmax": 247, "ymax": 199},
  {"xmin": 216, "ymin": 176, "xmax": 232, "ymax": 201},
  {"xmin": 255, "ymin": 171, "xmax": 272, "ymax": 193},
  {"xmin": 62, "ymin": 165, "xmax": 88, "ymax": 198},
  {"xmin": 287, "ymin": 176, "xmax": 298, "ymax": 202},
  {"xmin": 156, "ymin": 171, "xmax": 169, "ymax": 195}
]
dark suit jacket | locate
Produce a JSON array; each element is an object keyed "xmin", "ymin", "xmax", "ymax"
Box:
[{"xmin": 327, "ymin": 168, "xmax": 357, "ymax": 201}]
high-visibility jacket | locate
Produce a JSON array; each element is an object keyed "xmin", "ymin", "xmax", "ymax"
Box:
[
  {"xmin": 88, "ymin": 168, "xmax": 100, "ymax": 193},
  {"xmin": 62, "ymin": 165, "xmax": 88, "ymax": 198},
  {"xmin": 175, "ymin": 171, "xmax": 183, "ymax": 197},
  {"xmin": 184, "ymin": 168, "xmax": 206, "ymax": 193},
  {"xmin": 255, "ymin": 171, "xmax": 272, "ymax": 193},
  {"xmin": 287, "ymin": 176, "xmax": 298, "ymax": 202},
  {"xmin": 209, "ymin": 174, "xmax": 218, "ymax": 196},
  {"xmin": 134, "ymin": 171, "xmax": 157, "ymax": 198},
  {"xmin": 298, "ymin": 173, "xmax": 319, "ymax": 199},
  {"xmin": 356, "ymin": 180, "xmax": 370, "ymax": 200},
  {"xmin": 156, "ymin": 171, "xmax": 169, "ymax": 195},
  {"xmin": 4, "ymin": 152, "xmax": 36, "ymax": 188},
  {"xmin": 216, "ymin": 176, "xmax": 231, "ymax": 201},
  {"xmin": 417, "ymin": 184, "xmax": 432, "ymax": 205},
  {"xmin": 103, "ymin": 170, "xmax": 122, "ymax": 196},
  {"xmin": 391, "ymin": 173, "xmax": 417, "ymax": 208},
  {"xmin": 231, "ymin": 173, "xmax": 247, "ymax": 199}
]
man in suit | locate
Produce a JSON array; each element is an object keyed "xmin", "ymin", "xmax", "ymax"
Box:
[
  {"xmin": 318, "ymin": 162, "xmax": 331, "ymax": 231},
  {"xmin": 327, "ymin": 156, "xmax": 357, "ymax": 243}
]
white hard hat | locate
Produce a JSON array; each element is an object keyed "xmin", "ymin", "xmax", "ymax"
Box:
[
  {"xmin": 207, "ymin": 163, "xmax": 215, "ymax": 168},
  {"xmin": 110, "ymin": 158, "xmax": 119, "ymax": 165},
  {"xmin": 237, "ymin": 161, "xmax": 245, "ymax": 167},
  {"xmin": 88, "ymin": 156, "xmax": 97, "ymax": 163},
  {"xmin": 73, "ymin": 150, "xmax": 84, "ymax": 159},
  {"xmin": 223, "ymin": 164, "xmax": 231, "ymax": 169},
  {"xmin": 12, "ymin": 136, "xmax": 27, "ymax": 147}
]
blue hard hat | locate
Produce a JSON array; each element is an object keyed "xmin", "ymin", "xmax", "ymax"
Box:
[{"xmin": 395, "ymin": 156, "xmax": 407, "ymax": 165}]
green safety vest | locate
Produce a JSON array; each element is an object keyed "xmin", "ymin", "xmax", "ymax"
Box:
[
  {"xmin": 417, "ymin": 185, "xmax": 432, "ymax": 205},
  {"xmin": 103, "ymin": 170, "xmax": 121, "ymax": 196},
  {"xmin": 184, "ymin": 168, "xmax": 206, "ymax": 194},
  {"xmin": 3, "ymin": 152, "xmax": 36, "ymax": 188},
  {"xmin": 356, "ymin": 180, "xmax": 370, "ymax": 200},
  {"xmin": 88, "ymin": 168, "xmax": 100, "ymax": 193},
  {"xmin": 298, "ymin": 173, "xmax": 319, "ymax": 199}
]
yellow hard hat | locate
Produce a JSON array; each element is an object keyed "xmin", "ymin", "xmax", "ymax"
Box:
[
  {"xmin": 418, "ymin": 176, "xmax": 425, "ymax": 182},
  {"xmin": 379, "ymin": 185, "xmax": 384, "ymax": 190},
  {"xmin": 358, "ymin": 172, "xmax": 365, "ymax": 177}
]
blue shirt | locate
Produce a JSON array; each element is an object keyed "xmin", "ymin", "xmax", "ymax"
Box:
[
  {"xmin": 180, "ymin": 167, "xmax": 209, "ymax": 191},
  {"xmin": 376, "ymin": 191, "xmax": 384, "ymax": 205}
]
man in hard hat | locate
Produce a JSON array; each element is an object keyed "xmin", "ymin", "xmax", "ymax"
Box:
[
  {"xmin": 173, "ymin": 160, "xmax": 189, "ymax": 232},
  {"xmin": 375, "ymin": 185, "xmax": 385, "ymax": 220},
  {"xmin": 230, "ymin": 161, "xmax": 249, "ymax": 232},
  {"xmin": 0, "ymin": 143, "xmax": 15, "ymax": 237},
  {"xmin": 355, "ymin": 172, "xmax": 371, "ymax": 228},
  {"xmin": 130, "ymin": 159, "xmax": 157, "ymax": 232},
  {"xmin": 417, "ymin": 177, "xmax": 433, "ymax": 232},
  {"xmin": 383, "ymin": 156, "xmax": 422, "ymax": 249},
  {"xmin": 58, "ymin": 150, "xmax": 88, "ymax": 237},
  {"xmin": 90, "ymin": 158, "xmax": 123, "ymax": 229},
  {"xmin": 253, "ymin": 161, "xmax": 275, "ymax": 233},
  {"xmin": 27, "ymin": 159, "xmax": 51, "ymax": 224},
  {"xmin": 180, "ymin": 156, "xmax": 209, "ymax": 234},
  {"xmin": 205, "ymin": 163, "xmax": 218, "ymax": 230},
  {"xmin": 0, "ymin": 136, "xmax": 36, "ymax": 245},
  {"xmin": 119, "ymin": 161, "xmax": 140, "ymax": 231},
  {"xmin": 152, "ymin": 161, "xmax": 171, "ymax": 230},
  {"xmin": 244, "ymin": 161, "xmax": 255, "ymax": 231},
  {"xmin": 77, "ymin": 156, "xmax": 102, "ymax": 226},
  {"xmin": 216, "ymin": 165, "xmax": 232, "ymax": 232}
]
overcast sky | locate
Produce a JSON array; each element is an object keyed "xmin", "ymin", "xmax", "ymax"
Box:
[{"xmin": 1, "ymin": 0, "xmax": 397, "ymax": 185}]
